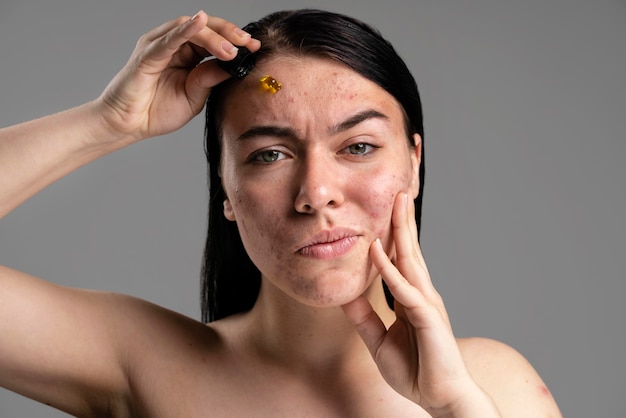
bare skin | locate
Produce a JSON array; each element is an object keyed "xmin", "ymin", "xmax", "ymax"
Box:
[{"xmin": 0, "ymin": 11, "xmax": 562, "ymax": 418}]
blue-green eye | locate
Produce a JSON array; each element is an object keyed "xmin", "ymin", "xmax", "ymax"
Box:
[
  {"xmin": 254, "ymin": 150, "xmax": 284, "ymax": 163},
  {"xmin": 347, "ymin": 143, "xmax": 374, "ymax": 155}
]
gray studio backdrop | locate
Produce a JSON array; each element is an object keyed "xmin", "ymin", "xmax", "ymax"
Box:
[{"xmin": 1, "ymin": 0, "xmax": 624, "ymax": 417}]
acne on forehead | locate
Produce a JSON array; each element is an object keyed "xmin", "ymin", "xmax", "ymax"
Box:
[
  {"xmin": 222, "ymin": 57, "xmax": 405, "ymax": 136},
  {"xmin": 255, "ymin": 57, "xmax": 362, "ymax": 94}
]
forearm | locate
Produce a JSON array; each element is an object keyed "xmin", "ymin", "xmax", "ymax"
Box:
[
  {"xmin": 0, "ymin": 100, "xmax": 131, "ymax": 219},
  {"xmin": 0, "ymin": 11, "xmax": 253, "ymax": 220}
]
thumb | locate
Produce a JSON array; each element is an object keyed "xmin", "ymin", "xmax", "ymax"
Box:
[
  {"xmin": 342, "ymin": 296, "xmax": 387, "ymax": 357},
  {"xmin": 185, "ymin": 60, "xmax": 230, "ymax": 115}
]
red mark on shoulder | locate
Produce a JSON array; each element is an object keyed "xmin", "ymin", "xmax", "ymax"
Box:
[{"xmin": 539, "ymin": 385, "xmax": 551, "ymax": 397}]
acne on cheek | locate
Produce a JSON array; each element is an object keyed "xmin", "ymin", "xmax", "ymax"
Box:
[{"xmin": 364, "ymin": 178, "xmax": 401, "ymax": 236}]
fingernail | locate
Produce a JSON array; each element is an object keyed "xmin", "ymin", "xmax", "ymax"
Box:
[
  {"xmin": 234, "ymin": 27, "xmax": 251, "ymax": 38},
  {"xmin": 221, "ymin": 41, "xmax": 238, "ymax": 55},
  {"xmin": 191, "ymin": 10, "xmax": 203, "ymax": 22}
]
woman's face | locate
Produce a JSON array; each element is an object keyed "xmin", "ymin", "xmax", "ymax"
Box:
[{"xmin": 219, "ymin": 56, "xmax": 421, "ymax": 308}]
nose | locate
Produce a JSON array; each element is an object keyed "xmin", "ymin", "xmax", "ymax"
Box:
[{"xmin": 294, "ymin": 155, "xmax": 344, "ymax": 214}]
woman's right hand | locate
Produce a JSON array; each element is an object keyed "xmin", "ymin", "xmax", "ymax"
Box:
[{"xmin": 95, "ymin": 10, "xmax": 260, "ymax": 146}]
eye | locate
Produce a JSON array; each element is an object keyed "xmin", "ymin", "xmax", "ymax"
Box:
[
  {"xmin": 346, "ymin": 142, "xmax": 376, "ymax": 155},
  {"xmin": 252, "ymin": 149, "xmax": 286, "ymax": 163}
]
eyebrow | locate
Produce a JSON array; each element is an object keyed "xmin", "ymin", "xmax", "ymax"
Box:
[
  {"xmin": 327, "ymin": 109, "xmax": 389, "ymax": 135},
  {"xmin": 236, "ymin": 125, "xmax": 297, "ymax": 141},
  {"xmin": 235, "ymin": 109, "xmax": 389, "ymax": 142}
]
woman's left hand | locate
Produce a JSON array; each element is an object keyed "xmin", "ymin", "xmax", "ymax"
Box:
[{"xmin": 342, "ymin": 193, "xmax": 501, "ymax": 417}]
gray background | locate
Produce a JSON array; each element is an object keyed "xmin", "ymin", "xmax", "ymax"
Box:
[{"xmin": 0, "ymin": 0, "xmax": 624, "ymax": 416}]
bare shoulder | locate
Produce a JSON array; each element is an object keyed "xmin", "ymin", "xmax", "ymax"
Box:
[{"xmin": 457, "ymin": 337, "xmax": 562, "ymax": 417}]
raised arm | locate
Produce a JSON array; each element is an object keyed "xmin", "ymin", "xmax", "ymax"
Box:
[
  {"xmin": 0, "ymin": 11, "xmax": 259, "ymax": 417},
  {"xmin": 0, "ymin": 11, "xmax": 258, "ymax": 219}
]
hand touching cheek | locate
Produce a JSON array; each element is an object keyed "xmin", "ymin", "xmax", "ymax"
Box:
[{"xmin": 342, "ymin": 193, "xmax": 502, "ymax": 417}]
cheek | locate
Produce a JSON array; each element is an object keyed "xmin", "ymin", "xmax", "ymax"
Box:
[
  {"xmin": 357, "ymin": 170, "xmax": 407, "ymax": 236},
  {"xmin": 228, "ymin": 185, "xmax": 287, "ymax": 263},
  {"xmin": 231, "ymin": 188, "xmax": 268, "ymax": 236}
]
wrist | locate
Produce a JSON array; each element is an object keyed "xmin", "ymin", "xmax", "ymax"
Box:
[{"xmin": 80, "ymin": 98, "xmax": 142, "ymax": 153}]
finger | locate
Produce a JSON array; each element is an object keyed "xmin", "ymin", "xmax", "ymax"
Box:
[
  {"xmin": 184, "ymin": 60, "xmax": 230, "ymax": 111},
  {"xmin": 188, "ymin": 16, "xmax": 261, "ymax": 61},
  {"xmin": 137, "ymin": 12, "xmax": 212, "ymax": 72},
  {"xmin": 407, "ymin": 193, "xmax": 421, "ymax": 258},
  {"xmin": 204, "ymin": 14, "xmax": 261, "ymax": 48},
  {"xmin": 141, "ymin": 15, "xmax": 190, "ymax": 43},
  {"xmin": 372, "ymin": 238, "xmax": 451, "ymax": 331},
  {"xmin": 371, "ymin": 239, "xmax": 428, "ymax": 313},
  {"xmin": 138, "ymin": 11, "xmax": 259, "ymax": 65},
  {"xmin": 341, "ymin": 296, "xmax": 387, "ymax": 357},
  {"xmin": 189, "ymin": 13, "xmax": 261, "ymax": 60},
  {"xmin": 389, "ymin": 199, "xmax": 448, "ymax": 320},
  {"xmin": 391, "ymin": 193, "xmax": 417, "ymax": 262},
  {"xmin": 391, "ymin": 194, "xmax": 441, "ymax": 316},
  {"xmin": 406, "ymin": 196, "xmax": 430, "ymax": 277},
  {"xmin": 401, "ymin": 197, "xmax": 449, "ymax": 322},
  {"xmin": 391, "ymin": 193, "xmax": 430, "ymax": 287}
]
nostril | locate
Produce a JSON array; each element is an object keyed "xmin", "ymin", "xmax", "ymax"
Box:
[{"xmin": 294, "ymin": 173, "xmax": 344, "ymax": 213}]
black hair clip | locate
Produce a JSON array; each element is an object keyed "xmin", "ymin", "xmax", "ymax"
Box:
[{"xmin": 217, "ymin": 47, "xmax": 256, "ymax": 79}]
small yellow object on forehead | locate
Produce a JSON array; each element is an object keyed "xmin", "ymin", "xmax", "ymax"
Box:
[{"xmin": 259, "ymin": 75, "xmax": 282, "ymax": 93}]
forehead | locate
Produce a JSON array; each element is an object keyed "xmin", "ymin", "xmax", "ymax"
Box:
[{"xmin": 220, "ymin": 56, "xmax": 405, "ymax": 138}]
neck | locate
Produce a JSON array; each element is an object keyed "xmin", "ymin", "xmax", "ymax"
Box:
[{"xmin": 241, "ymin": 277, "xmax": 395, "ymax": 375}]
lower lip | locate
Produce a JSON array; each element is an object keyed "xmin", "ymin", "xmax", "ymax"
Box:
[{"xmin": 299, "ymin": 236, "xmax": 358, "ymax": 259}]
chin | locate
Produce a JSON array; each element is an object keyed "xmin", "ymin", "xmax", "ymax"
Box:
[{"xmin": 285, "ymin": 266, "xmax": 378, "ymax": 308}]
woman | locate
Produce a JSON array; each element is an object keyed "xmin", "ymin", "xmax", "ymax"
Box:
[{"xmin": 0, "ymin": 9, "xmax": 561, "ymax": 417}]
